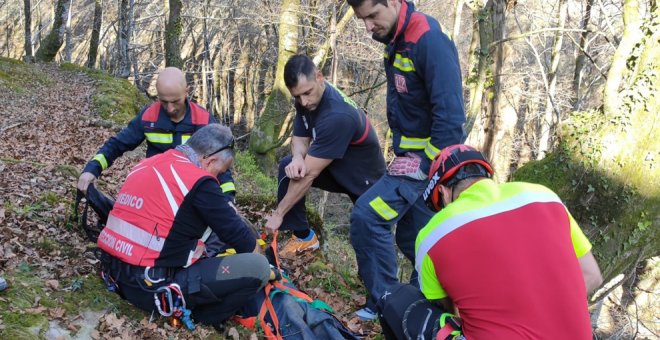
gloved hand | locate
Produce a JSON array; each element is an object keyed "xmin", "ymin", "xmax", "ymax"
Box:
[{"xmin": 387, "ymin": 152, "xmax": 427, "ymax": 180}]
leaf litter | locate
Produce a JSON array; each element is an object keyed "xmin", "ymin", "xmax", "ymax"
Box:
[{"xmin": 0, "ymin": 63, "xmax": 381, "ymax": 338}]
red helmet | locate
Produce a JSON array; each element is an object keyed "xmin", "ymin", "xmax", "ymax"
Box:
[{"xmin": 423, "ymin": 144, "xmax": 494, "ymax": 211}]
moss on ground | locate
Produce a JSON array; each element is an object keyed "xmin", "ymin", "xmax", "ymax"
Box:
[
  {"xmin": 0, "ymin": 57, "xmax": 53, "ymax": 93},
  {"xmin": 0, "ymin": 261, "xmax": 145, "ymax": 338},
  {"xmin": 60, "ymin": 63, "xmax": 150, "ymax": 125}
]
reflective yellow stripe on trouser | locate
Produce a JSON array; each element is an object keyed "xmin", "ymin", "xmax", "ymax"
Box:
[
  {"xmin": 220, "ymin": 182, "xmax": 236, "ymax": 193},
  {"xmin": 144, "ymin": 132, "xmax": 173, "ymax": 144},
  {"xmin": 369, "ymin": 197, "xmax": 398, "ymax": 221},
  {"xmin": 93, "ymin": 154, "xmax": 109, "ymax": 170},
  {"xmin": 181, "ymin": 135, "xmax": 191, "ymax": 144}
]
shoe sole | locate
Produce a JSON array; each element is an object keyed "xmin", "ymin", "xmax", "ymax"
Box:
[
  {"xmin": 355, "ymin": 314, "xmax": 377, "ymax": 322},
  {"xmin": 280, "ymin": 243, "xmax": 320, "ymax": 258}
]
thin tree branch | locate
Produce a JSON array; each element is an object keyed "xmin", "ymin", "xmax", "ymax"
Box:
[
  {"xmin": 346, "ymin": 79, "xmax": 386, "ymax": 97},
  {"xmin": 489, "ymin": 27, "xmax": 590, "ymax": 48}
]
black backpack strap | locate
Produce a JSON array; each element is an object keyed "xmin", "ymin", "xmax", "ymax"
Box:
[{"xmin": 74, "ymin": 189, "xmax": 92, "ymax": 240}]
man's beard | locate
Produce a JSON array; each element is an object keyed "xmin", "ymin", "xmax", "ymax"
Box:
[{"xmin": 372, "ymin": 28, "xmax": 394, "ymax": 44}]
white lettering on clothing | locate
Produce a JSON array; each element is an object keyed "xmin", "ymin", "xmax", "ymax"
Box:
[
  {"xmin": 98, "ymin": 230, "xmax": 116, "ymax": 249},
  {"xmin": 116, "ymin": 193, "xmax": 144, "ymax": 209},
  {"xmin": 114, "ymin": 240, "xmax": 134, "ymax": 256}
]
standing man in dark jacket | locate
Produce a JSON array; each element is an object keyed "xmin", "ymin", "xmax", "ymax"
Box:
[
  {"xmin": 97, "ymin": 124, "xmax": 270, "ymax": 330},
  {"xmin": 347, "ymin": 0, "xmax": 466, "ymax": 320},
  {"xmin": 263, "ymin": 55, "xmax": 386, "ymax": 258},
  {"xmin": 77, "ymin": 67, "xmax": 236, "ymax": 197}
]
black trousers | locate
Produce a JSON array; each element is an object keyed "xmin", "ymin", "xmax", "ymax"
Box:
[
  {"xmin": 113, "ymin": 253, "xmax": 270, "ymax": 325},
  {"xmin": 277, "ymin": 155, "xmax": 358, "ymax": 232}
]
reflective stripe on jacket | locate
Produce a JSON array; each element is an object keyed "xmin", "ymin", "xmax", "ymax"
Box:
[
  {"xmin": 383, "ymin": 1, "xmax": 466, "ymax": 163},
  {"xmin": 97, "ymin": 150, "xmax": 216, "ymax": 268}
]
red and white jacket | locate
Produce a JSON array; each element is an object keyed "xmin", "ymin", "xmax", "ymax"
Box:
[{"xmin": 98, "ymin": 149, "xmax": 216, "ymax": 268}]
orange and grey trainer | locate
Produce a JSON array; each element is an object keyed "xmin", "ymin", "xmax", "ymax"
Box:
[{"xmin": 280, "ymin": 233, "xmax": 320, "ymax": 258}]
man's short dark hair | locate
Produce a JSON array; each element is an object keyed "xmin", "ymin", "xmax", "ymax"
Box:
[
  {"xmin": 284, "ymin": 55, "xmax": 317, "ymax": 88},
  {"xmin": 346, "ymin": 0, "xmax": 388, "ymax": 7},
  {"xmin": 448, "ymin": 163, "xmax": 491, "ymax": 189}
]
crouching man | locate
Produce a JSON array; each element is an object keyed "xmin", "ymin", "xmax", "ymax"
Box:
[
  {"xmin": 97, "ymin": 124, "xmax": 270, "ymax": 331},
  {"xmin": 378, "ymin": 144, "xmax": 603, "ymax": 339}
]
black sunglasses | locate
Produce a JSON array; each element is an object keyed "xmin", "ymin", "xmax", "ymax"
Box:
[{"xmin": 203, "ymin": 138, "xmax": 235, "ymax": 159}]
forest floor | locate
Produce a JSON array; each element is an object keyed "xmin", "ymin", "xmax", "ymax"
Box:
[
  {"xmin": 0, "ymin": 60, "xmax": 381, "ymax": 339},
  {"xmin": 0, "ymin": 59, "xmax": 657, "ymax": 339}
]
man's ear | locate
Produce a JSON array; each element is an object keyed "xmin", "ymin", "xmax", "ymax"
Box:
[
  {"xmin": 440, "ymin": 185, "xmax": 452, "ymax": 206},
  {"xmin": 315, "ymin": 69, "xmax": 324, "ymax": 82}
]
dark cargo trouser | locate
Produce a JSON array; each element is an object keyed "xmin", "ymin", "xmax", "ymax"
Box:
[
  {"xmin": 115, "ymin": 253, "xmax": 270, "ymax": 325},
  {"xmin": 277, "ymin": 155, "xmax": 358, "ymax": 232},
  {"xmin": 350, "ymin": 173, "xmax": 435, "ymax": 310}
]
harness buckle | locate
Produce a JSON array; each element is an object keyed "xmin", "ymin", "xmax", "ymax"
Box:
[{"xmin": 144, "ymin": 266, "xmax": 166, "ymax": 286}]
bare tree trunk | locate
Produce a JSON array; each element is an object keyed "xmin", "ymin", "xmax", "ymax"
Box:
[
  {"xmin": 482, "ymin": 0, "xmax": 515, "ymax": 180},
  {"xmin": 165, "ymin": 0, "xmax": 183, "ymax": 68},
  {"xmin": 249, "ymin": 0, "xmax": 301, "ymax": 169},
  {"xmin": 234, "ymin": 41, "xmax": 249, "ymax": 126},
  {"xmin": 465, "ymin": 2, "xmax": 491, "ymax": 142},
  {"xmin": 223, "ymin": 41, "xmax": 235, "ymax": 124},
  {"xmin": 87, "ymin": 0, "xmax": 102, "ymax": 68},
  {"xmin": 23, "ymin": 0, "xmax": 33, "ymax": 62},
  {"xmin": 201, "ymin": 0, "xmax": 213, "ymax": 112},
  {"xmin": 572, "ymin": 0, "xmax": 594, "ymax": 110},
  {"xmin": 452, "ymin": 0, "xmax": 464, "ymax": 40},
  {"xmin": 603, "ymin": 0, "xmax": 643, "ymax": 116},
  {"xmin": 117, "ymin": 0, "xmax": 131, "ymax": 78},
  {"xmin": 312, "ymin": 5, "xmax": 353, "ymax": 68},
  {"xmin": 63, "ymin": 0, "xmax": 73, "ymax": 62},
  {"xmin": 34, "ymin": 4, "xmax": 42, "ymax": 54},
  {"xmin": 35, "ymin": 0, "xmax": 68, "ymax": 62},
  {"xmin": 537, "ymin": 0, "xmax": 567, "ymax": 159}
]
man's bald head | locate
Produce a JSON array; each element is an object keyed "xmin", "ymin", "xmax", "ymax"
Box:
[{"xmin": 156, "ymin": 67, "xmax": 188, "ymax": 122}]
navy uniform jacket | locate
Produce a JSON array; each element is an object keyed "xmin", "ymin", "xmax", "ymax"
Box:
[
  {"xmin": 82, "ymin": 100, "xmax": 236, "ymax": 194},
  {"xmin": 381, "ymin": 1, "xmax": 466, "ymax": 172},
  {"xmin": 293, "ymin": 82, "xmax": 386, "ymax": 197}
]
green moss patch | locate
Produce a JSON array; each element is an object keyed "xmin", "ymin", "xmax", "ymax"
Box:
[
  {"xmin": 0, "ymin": 263, "xmax": 143, "ymax": 339},
  {"xmin": 513, "ymin": 110, "xmax": 660, "ymax": 284},
  {"xmin": 60, "ymin": 63, "xmax": 150, "ymax": 125},
  {"xmin": 0, "ymin": 57, "xmax": 53, "ymax": 92}
]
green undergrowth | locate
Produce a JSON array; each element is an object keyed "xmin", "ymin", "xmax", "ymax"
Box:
[
  {"xmin": 0, "ymin": 57, "xmax": 53, "ymax": 93},
  {"xmin": 60, "ymin": 63, "xmax": 150, "ymax": 125}
]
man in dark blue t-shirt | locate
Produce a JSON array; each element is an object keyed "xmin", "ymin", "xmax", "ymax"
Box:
[{"xmin": 264, "ymin": 55, "xmax": 386, "ymax": 258}]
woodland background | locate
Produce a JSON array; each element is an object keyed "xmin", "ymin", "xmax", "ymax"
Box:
[{"xmin": 0, "ymin": 0, "xmax": 658, "ymax": 338}]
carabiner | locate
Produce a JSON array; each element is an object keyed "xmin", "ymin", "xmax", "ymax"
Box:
[
  {"xmin": 154, "ymin": 286, "xmax": 174, "ymax": 317},
  {"xmin": 144, "ymin": 266, "xmax": 166, "ymax": 285}
]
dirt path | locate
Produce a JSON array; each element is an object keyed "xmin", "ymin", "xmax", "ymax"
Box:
[{"xmin": 0, "ymin": 63, "xmax": 212, "ymax": 339}]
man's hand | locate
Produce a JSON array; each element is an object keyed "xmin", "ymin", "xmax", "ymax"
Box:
[
  {"xmin": 265, "ymin": 212, "xmax": 284, "ymax": 232},
  {"xmin": 285, "ymin": 156, "xmax": 307, "ymax": 180},
  {"xmin": 77, "ymin": 172, "xmax": 97, "ymax": 194}
]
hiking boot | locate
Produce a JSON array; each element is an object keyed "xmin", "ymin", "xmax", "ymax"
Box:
[
  {"xmin": 279, "ymin": 232, "xmax": 319, "ymax": 258},
  {"xmin": 354, "ymin": 306, "xmax": 377, "ymax": 321}
]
